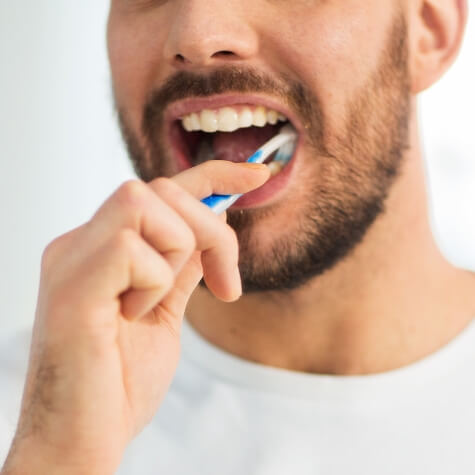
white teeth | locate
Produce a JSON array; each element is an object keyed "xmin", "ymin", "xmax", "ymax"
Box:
[
  {"xmin": 218, "ymin": 107, "xmax": 240, "ymax": 132},
  {"xmin": 189, "ymin": 113, "xmax": 200, "ymax": 131},
  {"xmin": 182, "ymin": 116, "xmax": 193, "ymax": 132},
  {"xmin": 181, "ymin": 106, "xmax": 288, "ymax": 133},
  {"xmin": 200, "ymin": 110, "xmax": 218, "ymax": 133},
  {"xmin": 239, "ymin": 108, "xmax": 254, "ymax": 128},
  {"xmin": 268, "ymin": 161, "xmax": 284, "ymax": 176},
  {"xmin": 252, "ymin": 106, "xmax": 267, "ymax": 127},
  {"xmin": 267, "ymin": 109, "xmax": 278, "ymax": 125}
]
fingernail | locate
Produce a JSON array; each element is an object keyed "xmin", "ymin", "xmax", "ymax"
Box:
[{"xmin": 236, "ymin": 162, "xmax": 268, "ymax": 170}]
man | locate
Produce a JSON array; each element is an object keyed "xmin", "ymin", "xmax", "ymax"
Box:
[{"xmin": 1, "ymin": 0, "xmax": 475, "ymax": 473}]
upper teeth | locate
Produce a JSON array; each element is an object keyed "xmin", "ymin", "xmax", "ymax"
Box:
[{"xmin": 181, "ymin": 106, "xmax": 287, "ymax": 133}]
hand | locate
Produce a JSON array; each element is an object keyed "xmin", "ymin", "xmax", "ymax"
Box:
[{"xmin": 2, "ymin": 160, "xmax": 269, "ymax": 475}]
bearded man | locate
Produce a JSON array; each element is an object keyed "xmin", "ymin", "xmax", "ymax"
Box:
[{"xmin": 1, "ymin": 1, "xmax": 475, "ymax": 474}]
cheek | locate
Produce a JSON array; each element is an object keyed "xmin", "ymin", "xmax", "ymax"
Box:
[
  {"xmin": 107, "ymin": 14, "xmax": 168, "ymax": 132},
  {"xmin": 267, "ymin": 2, "xmax": 396, "ymax": 127}
]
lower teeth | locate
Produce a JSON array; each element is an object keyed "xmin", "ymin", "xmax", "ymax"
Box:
[{"xmin": 268, "ymin": 161, "xmax": 284, "ymax": 176}]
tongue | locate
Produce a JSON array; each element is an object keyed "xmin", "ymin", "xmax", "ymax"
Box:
[{"xmin": 211, "ymin": 125, "xmax": 278, "ymax": 163}]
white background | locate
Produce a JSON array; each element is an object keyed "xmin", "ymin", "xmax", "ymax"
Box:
[{"xmin": 0, "ymin": 2, "xmax": 474, "ymax": 336}]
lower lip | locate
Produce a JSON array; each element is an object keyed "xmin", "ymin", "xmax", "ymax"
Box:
[{"xmin": 231, "ymin": 147, "xmax": 299, "ymax": 208}]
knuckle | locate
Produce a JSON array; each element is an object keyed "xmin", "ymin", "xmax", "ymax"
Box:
[
  {"xmin": 117, "ymin": 180, "xmax": 147, "ymax": 207},
  {"xmin": 113, "ymin": 228, "xmax": 138, "ymax": 254},
  {"xmin": 178, "ymin": 227, "xmax": 197, "ymax": 254},
  {"xmin": 41, "ymin": 240, "xmax": 59, "ymax": 270},
  {"xmin": 152, "ymin": 177, "xmax": 185, "ymax": 203},
  {"xmin": 152, "ymin": 176, "xmax": 192, "ymax": 209},
  {"xmin": 41, "ymin": 233, "xmax": 70, "ymax": 270},
  {"xmin": 151, "ymin": 262, "xmax": 175, "ymax": 301},
  {"xmin": 200, "ymin": 159, "xmax": 222, "ymax": 178},
  {"xmin": 161, "ymin": 262, "xmax": 175, "ymax": 289}
]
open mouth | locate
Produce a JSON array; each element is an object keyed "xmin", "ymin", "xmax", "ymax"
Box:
[{"xmin": 170, "ymin": 105, "xmax": 297, "ymax": 177}]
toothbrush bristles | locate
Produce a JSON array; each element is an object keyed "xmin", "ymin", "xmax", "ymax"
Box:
[{"xmin": 274, "ymin": 140, "xmax": 296, "ymax": 163}]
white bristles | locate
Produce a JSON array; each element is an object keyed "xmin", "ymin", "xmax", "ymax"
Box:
[{"xmin": 255, "ymin": 124, "xmax": 297, "ymax": 164}]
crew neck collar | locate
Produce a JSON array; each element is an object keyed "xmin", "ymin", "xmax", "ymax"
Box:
[{"xmin": 181, "ymin": 317, "xmax": 475, "ymax": 404}]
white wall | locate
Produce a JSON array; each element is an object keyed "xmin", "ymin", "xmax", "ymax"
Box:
[
  {"xmin": 0, "ymin": 3, "xmax": 474, "ymax": 336},
  {"xmin": 420, "ymin": 14, "xmax": 475, "ymax": 270},
  {"xmin": 0, "ymin": 1, "xmax": 135, "ymax": 336}
]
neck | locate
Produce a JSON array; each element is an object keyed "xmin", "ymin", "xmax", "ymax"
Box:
[{"xmin": 186, "ymin": 120, "xmax": 475, "ymax": 375}]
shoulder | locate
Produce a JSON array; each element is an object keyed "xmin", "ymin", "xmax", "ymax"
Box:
[{"xmin": 0, "ymin": 328, "xmax": 31, "ymax": 465}]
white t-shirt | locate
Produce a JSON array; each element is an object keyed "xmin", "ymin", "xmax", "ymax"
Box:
[{"xmin": 1, "ymin": 317, "xmax": 475, "ymax": 474}]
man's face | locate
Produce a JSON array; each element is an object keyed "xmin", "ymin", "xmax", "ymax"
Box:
[{"xmin": 108, "ymin": 0, "xmax": 410, "ymax": 293}]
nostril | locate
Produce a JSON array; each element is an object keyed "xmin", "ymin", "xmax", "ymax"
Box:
[
  {"xmin": 172, "ymin": 50, "xmax": 240, "ymax": 67},
  {"xmin": 212, "ymin": 50, "xmax": 237, "ymax": 59}
]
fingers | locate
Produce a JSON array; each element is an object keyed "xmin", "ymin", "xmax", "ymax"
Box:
[
  {"xmin": 89, "ymin": 180, "xmax": 196, "ymax": 273},
  {"xmin": 148, "ymin": 177, "xmax": 242, "ymax": 301},
  {"xmin": 87, "ymin": 161, "xmax": 268, "ymax": 302},
  {"xmin": 117, "ymin": 232, "xmax": 175, "ymax": 320},
  {"xmin": 60, "ymin": 160, "xmax": 269, "ymax": 316},
  {"xmin": 155, "ymin": 251, "xmax": 203, "ymax": 329},
  {"xmin": 159, "ymin": 160, "xmax": 270, "ymax": 300},
  {"xmin": 69, "ymin": 229, "xmax": 175, "ymax": 321},
  {"xmin": 172, "ymin": 160, "xmax": 270, "ymax": 199}
]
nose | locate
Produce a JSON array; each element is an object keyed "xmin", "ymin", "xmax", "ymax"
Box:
[{"xmin": 164, "ymin": 0, "xmax": 259, "ymax": 68}]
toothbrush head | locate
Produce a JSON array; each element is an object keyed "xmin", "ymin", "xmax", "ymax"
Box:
[
  {"xmin": 279, "ymin": 123, "xmax": 298, "ymax": 139},
  {"xmin": 274, "ymin": 124, "xmax": 297, "ymax": 163}
]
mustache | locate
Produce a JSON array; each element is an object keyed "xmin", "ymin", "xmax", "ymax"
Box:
[{"xmin": 141, "ymin": 67, "xmax": 325, "ymax": 148}]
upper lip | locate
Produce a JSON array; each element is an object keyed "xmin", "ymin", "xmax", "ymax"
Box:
[{"xmin": 164, "ymin": 94, "xmax": 303, "ymax": 134}]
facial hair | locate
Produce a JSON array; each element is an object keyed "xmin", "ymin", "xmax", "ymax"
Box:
[{"xmin": 115, "ymin": 13, "xmax": 410, "ymax": 294}]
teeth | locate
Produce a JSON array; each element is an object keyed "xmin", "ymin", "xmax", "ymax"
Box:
[
  {"xmin": 182, "ymin": 116, "xmax": 193, "ymax": 132},
  {"xmin": 268, "ymin": 161, "xmax": 284, "ymax": 176},
  {"xmin": 267, "ymin": 110, "xmax": 278, "ymax": 125},
  {"xmin": 189, "ymin": 113, "xmax": 200, "ymax": 131},
  {"xmin": 218, "ymin": 107, "xmax": 240, "ymax": 132},
  {"xmin": 252, "ymin": 106, "xmax": 267, "ymax": 127},
  {"xmin": 200, "ymin": 110, "xmax": 218, "ymax": 133},
  {"xmin": 239, "ymin": 108, "xmax": 254, "ymax": 128},
  {"xmin": 181, "ymin": 106, "xmax": 288, "ymax": 133}
]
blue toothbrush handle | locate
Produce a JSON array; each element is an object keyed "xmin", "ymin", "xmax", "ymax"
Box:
[{"xmin": 201, "ymin": 193, "xmax": 243, "ymax": 214}]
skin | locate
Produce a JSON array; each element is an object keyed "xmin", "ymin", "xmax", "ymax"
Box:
[{"xmin": 2, "ymin": 0, "xmax": 474, "ymax": 474}]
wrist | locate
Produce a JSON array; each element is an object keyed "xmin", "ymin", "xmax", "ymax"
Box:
[{"xmin": 2, "ymin": 435, "xmax": 116, "ymax": 475}]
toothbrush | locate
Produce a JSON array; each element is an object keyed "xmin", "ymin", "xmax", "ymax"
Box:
[{"xmin": 201, "ymin": 124, "xmax": 297, "ymax": 214}]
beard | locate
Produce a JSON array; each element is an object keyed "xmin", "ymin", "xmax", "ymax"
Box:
[{"xmin": 115, "ymin": 13, "xmax": 410, "ymax": 294}]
